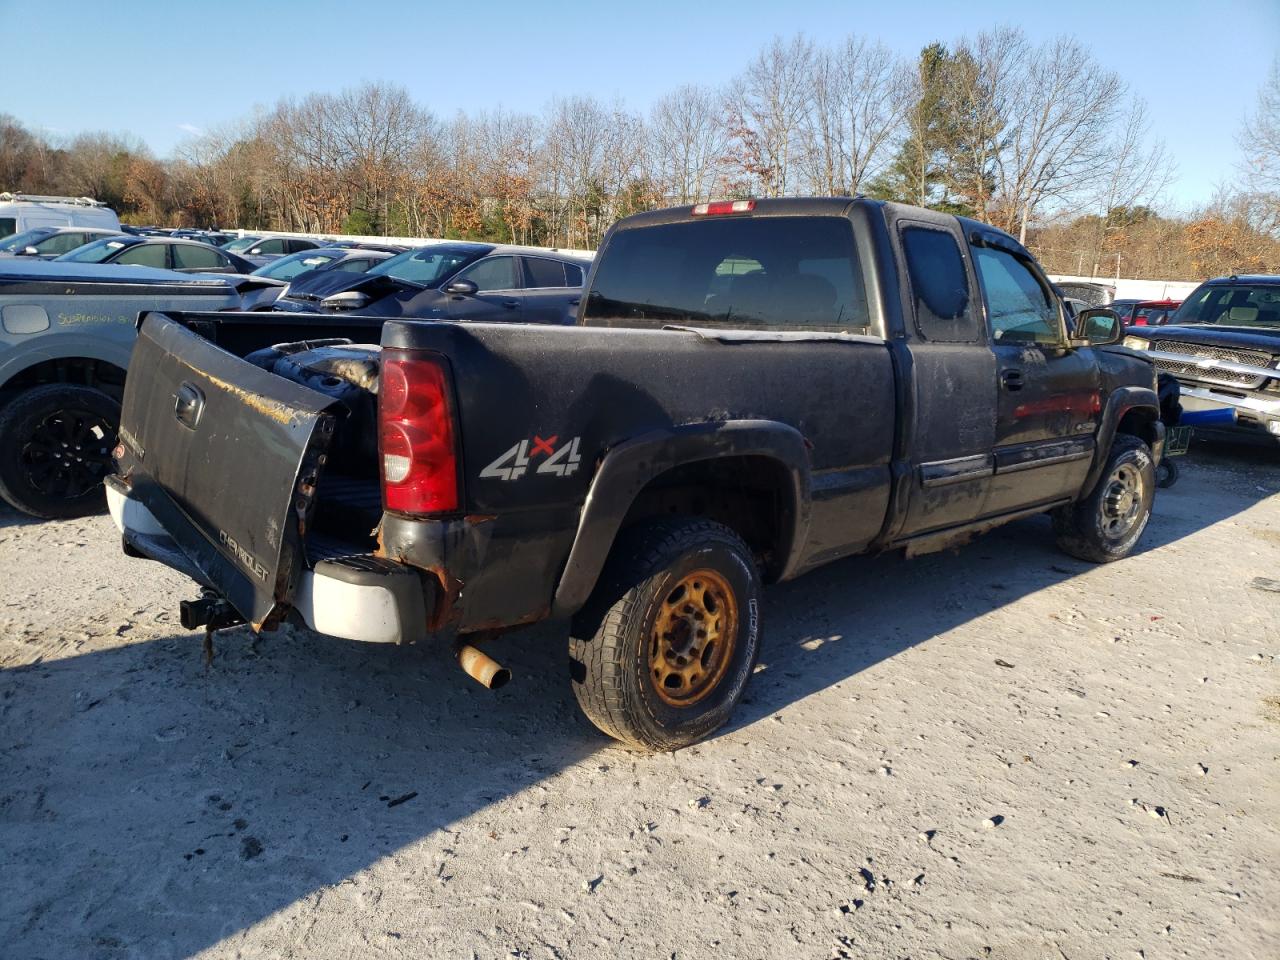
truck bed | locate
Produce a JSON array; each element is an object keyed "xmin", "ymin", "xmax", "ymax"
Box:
[{"xmin": 115, "ymin": 311, "xmax": 898, "ymax": 632}]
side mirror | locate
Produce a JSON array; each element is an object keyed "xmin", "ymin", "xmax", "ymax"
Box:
[
  {"xmin": 444, "ymin": 279, "xmax": 478, "ymax": 297},
  {"xmin": 321, "ymin": 290, "xmax": 370, "ymax": 311},
  {"xmin": 18, "ymin": 245, "xmax": 39, "ymax": 256},
  {"xmin": 1072, "ymin": 308, "xmax": 1122, "ymax": 346}
]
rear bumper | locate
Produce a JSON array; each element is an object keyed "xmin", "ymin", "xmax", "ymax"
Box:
[{"xmin": 107, "ymin": 477, "xmax": 427, "ymax": 644}]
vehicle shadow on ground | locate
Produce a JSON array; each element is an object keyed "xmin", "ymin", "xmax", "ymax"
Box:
[
  {"xmin": 1, "ymin": 444, "xmax": 1274, "ymax": 959},
  {"xmin": 0, "ymin": 501, "xmax": 41, "ymax": 531},
  {"xmin": 728, "ymin": 440, "xmax": 1279, "ymax": 735}
]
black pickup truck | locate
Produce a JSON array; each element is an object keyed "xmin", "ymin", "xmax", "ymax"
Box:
[
  {"xmin": 1121, "ymin": 274, "xmax": 1280, "ymax": 444},
  {"xmin": 108, "ymin": 198, "xmax": 1163, "ymax": 751}
]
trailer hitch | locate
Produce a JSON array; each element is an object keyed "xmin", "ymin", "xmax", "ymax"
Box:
[
  {"xmin": 180, "ymin": 593, "xmax": 245, "ymax": 667},
  {"xmin": 180, "ymin": 594, "xmax": 243, "ymax": 631}
]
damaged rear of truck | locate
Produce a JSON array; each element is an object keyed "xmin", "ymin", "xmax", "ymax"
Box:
[{"xmin": 110, "ymin": 198, "xmax": 1162, "ymax": 750}]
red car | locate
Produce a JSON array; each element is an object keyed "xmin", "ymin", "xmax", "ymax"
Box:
[{"xmin": 1113, "ymin": 298, "xmax": 1182, "ymax": 327}]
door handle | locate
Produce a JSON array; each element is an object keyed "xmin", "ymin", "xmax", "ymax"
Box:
[
  {"xmin": 568, "ymin": 298, "xmax": 581, "ymax": 306},
  {"xmin": 1000, "ymin": 370, "xmax": 1025, "ymax": 391},
  {"xmin": 174, "ymin": 382, "xmax": 205, "ymax": 429},
  {"xmin": 500, "ymin": 299, "xmax": 519, "ymax": 309}
]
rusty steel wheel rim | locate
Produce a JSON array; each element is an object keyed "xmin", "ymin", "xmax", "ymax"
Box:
[{"xmin": 649, "ymin": 568, "xmax": 738, "ymax": 707}]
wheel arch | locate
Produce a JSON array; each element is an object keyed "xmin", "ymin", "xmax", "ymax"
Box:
[
  {"xmin": 1081, "ymin": 386, "xmax": 1163, "ymax": 495},
  {"xmin": 0, "ymin": 339, "xmax": 131, "ymax": 407},
  {"xmin": 550, "ymin": 420, "xmax": 811, "ymax": 619}
]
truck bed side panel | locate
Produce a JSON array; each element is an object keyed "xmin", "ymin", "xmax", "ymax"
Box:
[{"xmin": 381, "ymin": 321, "xmax": 897, "ymax": 627}]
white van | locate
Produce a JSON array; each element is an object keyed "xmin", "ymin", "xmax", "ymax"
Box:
[{"xmin": 0, "ymin": 193, "xmax": 122, "ymax": 239}]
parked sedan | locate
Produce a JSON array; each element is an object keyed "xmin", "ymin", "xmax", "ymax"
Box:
[
  {"xmin": 321, "ymin": 240, "xmax": 409, "ymax": 254},
  {"xmin": 221, "ymin": 234, "xmax": 323, "ymax": 266},
  {"xmin": 272, "ymin": 242, "xmax": 591, "ymax": 324},
  {"xmin": 56, "ymin": 236, "xmax": 257, "ymax": 274},
  {"xmin": 0, "ymin": 227, "xmax": 124, "ymax": 259},
  {"xmin": 171, "ymin": 229, "xmax": 235, "ymax": 247},
  {"xmin": 235, "ymin": 247, "xmax": 396, "ymax": 310},
  {"xmin": 250, "ymin": 246, "xmax": 395, "ymax": 282}
]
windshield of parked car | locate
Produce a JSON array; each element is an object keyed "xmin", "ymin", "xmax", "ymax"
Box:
[
  {"xmin": 252, "ymin": 250, "xmax": 342, "ymax": 280},
  {"xmin": 0, "ymin": 227, "xmax": 56, "ymax": 252},
  {"xmin": 56, "ymin": 237, "xmax": 134, "ymax": 263},
  {"xmin": 364, "ymin": 244, "xmax": 490, "ymax": 287},
  {"xmin": 583, "ymin": 216, "xmax": 870, "ymax": 332},
  {"xmin": 1170, "ymin": 284, "xmax": 1280, "ymax": 327},
  {"xmin": 220, "ymin": 235, "xmax": 261, "ymax": 253}
]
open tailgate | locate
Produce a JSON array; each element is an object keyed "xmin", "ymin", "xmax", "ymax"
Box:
[{"xmin": 119, "ymin": 312, "xmax": 339, "ymax": 627}]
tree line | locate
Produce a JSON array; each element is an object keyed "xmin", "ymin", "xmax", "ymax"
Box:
[{"xmin": 2, "ymin": 31, "xmax": 1278, "ymax": 278}]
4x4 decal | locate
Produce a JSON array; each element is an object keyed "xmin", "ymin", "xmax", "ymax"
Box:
[{"xmin": 481, "ymin": 435, "xmax": 582, "ymax": 481}]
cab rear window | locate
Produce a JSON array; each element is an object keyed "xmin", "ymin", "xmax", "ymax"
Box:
[{"xmin": 583, "ymin": 216, "xmax": 870, "ymax": 332}]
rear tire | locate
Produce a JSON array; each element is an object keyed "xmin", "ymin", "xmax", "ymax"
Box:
[
  {"xmin": 0, "ymin": 384, "xmax": 119, "ymax": 519},
  {"xmin": 569, "ymin": 518, "xmax": 762, "ymax": 752},
  {"xmin": 1052, "ymin": 434, "xmax": 1154, "ymax": 563}
]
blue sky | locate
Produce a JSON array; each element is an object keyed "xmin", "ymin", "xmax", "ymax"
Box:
[{"xmin": 4, "ymin": 0, "xmax": 1277, "ymax": 211}]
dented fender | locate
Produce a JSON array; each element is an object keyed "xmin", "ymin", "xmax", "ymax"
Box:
[{"xmin": 549, "ymin": 419, "xmax": 811, "ymax": 619}]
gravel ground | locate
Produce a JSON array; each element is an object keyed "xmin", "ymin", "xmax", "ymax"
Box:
[{"xmin": 2, "ymin": 442, "xmax": 1278, "ymax": 960}]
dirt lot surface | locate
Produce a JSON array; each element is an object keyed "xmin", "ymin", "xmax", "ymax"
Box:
[{"xmin": 2, "ymin": 443, "xmax": 1278, "ymax": 960}]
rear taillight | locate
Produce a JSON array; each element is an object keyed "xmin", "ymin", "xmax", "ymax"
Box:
[
  {"xmin": 379, "ymin": 350, "xmax": 459, "ymax": 514},
  {"xmin": 691, "ymin": 199, "xmax": 755, "ymax": 215}
]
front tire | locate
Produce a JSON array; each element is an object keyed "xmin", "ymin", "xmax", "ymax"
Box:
[
  {"xmin": 569, "ymin": 518, "xmax": 762, "ymax": 752},
  {"xmin": 1052, "ymin": 434, "xmax": 1154, "ymax": 563},
  {"xmin": 0, "ymin": 384, "xmax": 119, "ymax": 519}
]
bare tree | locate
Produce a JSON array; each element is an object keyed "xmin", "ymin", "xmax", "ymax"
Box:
[
  {"xmin": 647, "ymin": 85, "xmax": 730, "ymax": 203},
  {"xmin": 1241, "ymin": 56, "xmax": 1280, "ymax": 193},
  {"xmin": 1236, "ymin": 56, "xmax": 1280, "ymax": 237},
  {"xmin": 1085, "ymin": 97, "xmax": 1174, "ymax": 273},
  {"xmin": 542, "ymin": 96, "xmax": 644, "ymax": 247},
  {"xmin": 0, "ymin": 34, "xmax": 1214, "ymax": 249},
  {"xmin": 727, "ymin": 35, "xmax": 815, "ymax": 196},
  {"xmin": 994, "ymin": 35, "xmax": 1125, "ymax": 243},
  {"xmin": 0, "ymin": 115, "xmax": 43, "ymax": 191},
  {"xmin": 59, "ymin": 132, "xmax": 145, "ymax": 205},
  {"xmin": 802, "ymin": 36, "xmax": 910, "ymax": 196}
]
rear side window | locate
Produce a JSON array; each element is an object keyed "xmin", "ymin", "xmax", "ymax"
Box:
[
  {"xmin": 972, "ymin": 246, "xmax": 1062, "ymax": 345},
  {"xmin": 115, "ymin": 243, "xmax": 168, "ymax": 268},
  {"xmin": 584, "ymin": 216, "xmax": 869, "ymax": 332},
  {"xmin": 37, "ymin": 232, "xmax": 90, "ymax": 255},
  {"xmin": 900, "ymin": 226, "xmax": 976, "ymax": 342},
  {"xmin": 172, "ymin": 244, "xmax": 224, "ymax": 269},
  {"xmin": 333, "ymin": 257, "xmax": 371, "ymax": 272},
  {"xmin": 254, "ymin": 238, "xmax": 286, "ymax": 255},
  {"xmin": 564, "ymin": 263, "xmax": 584, "ymax": 286},
  {"xmin": 524, "ymin": 257, "xmax": 567, "ymax": 288}
]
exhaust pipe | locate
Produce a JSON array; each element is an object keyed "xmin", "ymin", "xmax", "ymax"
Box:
[{"xmin": 456, "ymin": 642, "xmax": 511, "ymax": 689}]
